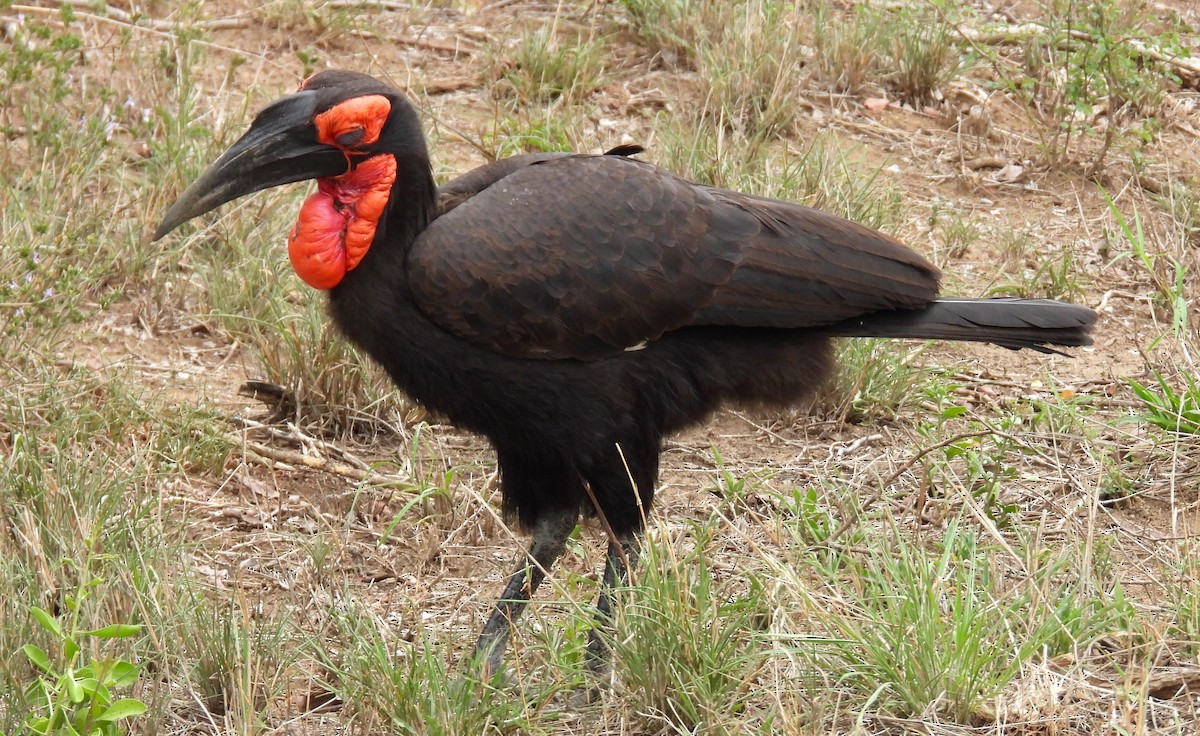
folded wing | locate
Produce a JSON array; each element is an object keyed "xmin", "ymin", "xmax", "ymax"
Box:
[{"xmin": 409, "ymin": 154, "xmax": 943, "ymax": 359}]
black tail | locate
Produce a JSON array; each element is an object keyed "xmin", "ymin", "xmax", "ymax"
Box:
[{"xmin": 824, "ymin": 298, "xmax": 1096, "ymax": 355}]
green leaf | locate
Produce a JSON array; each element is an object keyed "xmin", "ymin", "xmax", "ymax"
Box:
[
  {"xmin": 84, "ymin": 623, "xmax": 142, "ymax": 639},
  {"xmin": 69, "ymin": 709, "xmax": 88, "ymax": 736},
  {"xmin": 23, "ymin": 644, "xmax": 53, "ymax": 673},
  {"xmin": 80, "ymin": 677, "xmax": 110, "ymax": 706},
  {"xmin": 63, "ymin": 670, "xmax": 84, "ymax": 703},
  {"xmin": 940, "ymin": 405, "xmax": 966, "ymax": 420},
  {"xmin": 23, "ymin": 677, "xmax": 50, "ymax": 703},
  {"xmin": 95, "ymin": 699, "xmax": 147, "ymax": 722},
  {"xmin": 64, "ymin": 636, "xmax": 79, "ymax": 662},
  {"xmin": 49, "ymin": 709, "xmax": 68, "ymax": 730},
  {"xmin": 943, "ymin": 441, "xmax": 967, "ymax": 460},
  {"xmin": 108, "ymin": 661, "xmax": 140, "ymax": 688},
  {"xmin": 30, "ymin": 606, "xmax": 64, "ymax": 640}
]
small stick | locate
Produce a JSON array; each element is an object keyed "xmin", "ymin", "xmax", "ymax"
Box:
[
  {"xmin": 233, "ymin": 436, "xmax": 414, "ymax": 489},
  {"xmin": 823, "ymin": 429, "xmax": 996, "ymax": 546}
]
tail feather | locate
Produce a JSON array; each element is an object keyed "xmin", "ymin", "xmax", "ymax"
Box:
[{"xmin": 824, "ymin": 298, "xmax": 1096, "ymax": 355}]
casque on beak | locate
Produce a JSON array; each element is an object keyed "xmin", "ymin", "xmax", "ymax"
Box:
[{"xmin": 154, "ymin": 90, "xmax": 349, "ymax": 240}]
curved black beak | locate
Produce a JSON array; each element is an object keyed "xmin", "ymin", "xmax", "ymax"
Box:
[{"xmin": 154, "ymin": 90, "xmax": 349, "ymax": 240}]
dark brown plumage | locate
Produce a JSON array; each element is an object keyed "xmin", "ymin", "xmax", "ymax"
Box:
[{"xmin": 155, "ymin": 70, "xmax": 1096, "ymax": 679}]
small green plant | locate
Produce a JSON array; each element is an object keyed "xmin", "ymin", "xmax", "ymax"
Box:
[
  {"xmin": 170, "ymin": 591, "xmax": 296, "ymax": 722},
  {"xmin": 618, "ymin": 0, "xmax": 723, "ymax": 58},
  {"xmin": 706, "ymin": 450, "xmax": 774, "ymax": 515},
  {"xmin": 1129, "ymin": 369, "xmax": 1200, "ymax": 436},
  {"xmin": 888, "ymin": 6, "xmax": 964, "ymax": 106},
  {"xmin": 994, "ymin": 226, "xmax": 1036, "ymax": 268},
  {"xmin": 695, "ymin": 1, "xmax": 808, "ymax": 139},
  {"xmin": 1105, "ymin": 195, "xmax": 1189, "ymax": 344},
  {"xmin": 263, "ymin": 0, "xmax": 363, "ymax": 39},
  {"xmin": 490, "ymin": 24, "xmax": 607, "ymax": 104},
  {"xmin": 1152, "ymin": 179, "xmax": 1200, "ymax": 246},
  {"xmin": 610, "ymin": 521, "xmax": 771, "ymax": 733},
  {"xmin": 811, "ymin": 1, "xmax": 964, "ymax": 104},
  {"xmin": 319, "ymin": 609, "xmax": 533, "ymax": 735},
  {"xmin": 624, "ymin": 0, "xmax": 810, "ymax": 139},
  {"xmin": 988, "ymin": 246, "xmax": 1086, "ymax": 301},
  {"xmin": 378, "ymin": 453, "xmax": 457, "ymax": 544},
  {"xmin": 956, "ymin": 435, "xmax": 1020, "ymax": 528},
  {"xmin": 799, "ymin": 519, "xmax": 1127, "ymax": 721},
  {"xmin": 478, "ymin": 109, "xmax": 580, "ymax": 159},
  {"xmin": 826, "ymin": 338, "xmax": 936, "ymax": 422},
  {"xmin": 934, "ymin": 211, "xmax": 983, "ymax": 260},
  {"xmin": 1097, "ymin": 451, "xmax": 1142, "ymax": 506},
  {"xmin": 774, "ymin": 479, "xmax": 871, "ymax": 580},
  {"xmin": 920, "ymin": 417, "xmax": 1035, "ymax": 529},
  {"xmin": 21, "ymin": 606, "xmax": 145, "ymax": 736},
  {"xmin": 783, "ymin": 487, "xmax": 839, "ymax": 544},
  {"xmin": 990, "ymin": 0, "xmax": 1177, "ymax": 170},
  {"xmin": 1166, "ymin": 548, "xmax": 1200, "ymax": 655},
  {"xmin": 810, "ymin": 0, "xmax": 889, "ymax": 95}
]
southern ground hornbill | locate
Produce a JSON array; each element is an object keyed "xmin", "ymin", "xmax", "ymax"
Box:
[{"xmin": 155, "ymin": 70, "xmax": 1096, "ymax": 678}]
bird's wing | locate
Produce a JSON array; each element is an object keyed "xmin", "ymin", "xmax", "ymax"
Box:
[
  {"xmin": 690, "ymin": 190, "xmax": 940, "ymax": 327},
  {"xmin": 408, "ymin": 154, "xmax": 941, "ymax": 360},
  {"xmin": 436, "ymin": 146, "xmax": 644, "ymax": 216},
  {"xmin": 437, "ymin": 152, "xmax": 570, "ymax": 216}
]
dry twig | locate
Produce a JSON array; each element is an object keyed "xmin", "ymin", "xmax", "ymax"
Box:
[
  {"xmin": 232, "ymin": 435, "xmax": 414, "ymax": 489},
  {"xmin": 823, "ymin": 429, "xmax": 996, "ymax": 545},
  {"xmin": 957, "ymin": 23, "xmax": 1200, "ymax": 81}
]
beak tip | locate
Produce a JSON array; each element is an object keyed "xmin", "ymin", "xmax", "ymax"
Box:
[
  {"xmin": 153, "ymin": 200, "xmax": 193, "ymax": 241},
  {"xmin": 152, "ymin": 214, "xmax": 182, "ymax": 241}
]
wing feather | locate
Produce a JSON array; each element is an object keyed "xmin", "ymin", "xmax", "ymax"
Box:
[{"xmin": 409, "ymin": 154, "xmax": 941, "ymax": 360}]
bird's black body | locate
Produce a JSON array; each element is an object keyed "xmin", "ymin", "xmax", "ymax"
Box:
[
  {"xmin": 333, "ymin": 278, "xmax": 834, "ymax": 534},
  {"xmin": 155, "ymin": 70, "xmax": 1096, "ymax": 679},
  {"xmin": 330, "ymin": 146, "xmax": 843, "ymax": 535}
]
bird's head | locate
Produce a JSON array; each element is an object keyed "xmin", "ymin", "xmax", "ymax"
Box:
[{"xmin": 154, "ymin": 70, "xmax": 430, "ymax": 289}]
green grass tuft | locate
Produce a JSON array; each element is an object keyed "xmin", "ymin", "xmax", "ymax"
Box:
[
  {"xmin": 795, "ymin": 518, "xmax": 1131, "ymax": 721},
  {"xmin": 610, "ymin": 520, "xmax": 772, "ymax": 733},
  {"xmin": 318, "ymin": 608, "xmax": 537, "ymax": 735}
]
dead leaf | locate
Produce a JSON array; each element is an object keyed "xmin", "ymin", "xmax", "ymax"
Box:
[
  {"xmin": 218, "ymin": 506, "xmax": 267, "ymax": 529},
  {"xmin": 995, "ymin": 163, "xmax": 1025, "ymax": 183},
  {"xmin": 964, "ymin": 156, "xmax": 1006, "ymax": 170},
  {"xmin": 863, "ymin": 97, "xmax": 890, "ymax": 113},
  {"xmin": 292, "ymin": 685, "xmax": 343, "ymax": 714},
  {"xmin": 238, "ymin": 470, "xmax": 278, "ymax": 500}
]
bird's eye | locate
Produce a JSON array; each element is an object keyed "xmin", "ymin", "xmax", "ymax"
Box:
[
  {"xmin": 313, "ymin": 95, "xmax": 391, "ymax": 150},
  {"xmin": 335, "ymin": 126, "xmax": 366, "ymax": 148}
]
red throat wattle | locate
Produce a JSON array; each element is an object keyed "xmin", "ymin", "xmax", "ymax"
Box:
[{"xmin": 287, "ymin": 154, "xmax": 397, "ymax": 289}]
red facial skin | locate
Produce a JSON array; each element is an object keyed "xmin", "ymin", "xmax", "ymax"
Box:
[
  {"xmin": 286, "ymin": 95, "xmax": 395, "ymax": 290},
  {"xmin": 288, "ymin": 153, "xmax": 396, "ymax": 289},
  {"xmin": 313, "ymin": 94, "xmax": 390, "ymax": 149}
]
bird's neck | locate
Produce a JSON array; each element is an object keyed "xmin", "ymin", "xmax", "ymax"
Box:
[
  {"xmin": 376, "ymin": 155, "xmax": 438, "ymax": 256},
  {"xmin": 326, "ymin": 153, "xmax": 441, "ymax": 379},
  {"xmin": 326, "ymin": 153, "xmax": 435, "ymax": 337}
]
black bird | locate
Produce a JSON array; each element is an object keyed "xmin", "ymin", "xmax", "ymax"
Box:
[{"xmin": 155, "ymin": 70, "xmax": 1096, "ymax": 677}]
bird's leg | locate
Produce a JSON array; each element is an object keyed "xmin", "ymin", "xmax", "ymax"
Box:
[
  {"xmin": 474, "ymin": 510, "xmax": 576, "ymax": 679},
  {"xmin": 584, "ymin": 534, "xmax": 641, "ymax": 675}
]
